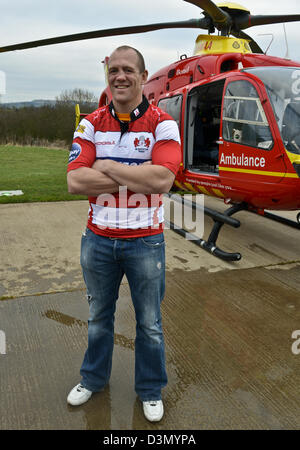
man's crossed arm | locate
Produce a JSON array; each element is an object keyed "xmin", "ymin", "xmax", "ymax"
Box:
[{"xmin": 67, "ymin": 159, "xmax": 175, "ymax": 196}]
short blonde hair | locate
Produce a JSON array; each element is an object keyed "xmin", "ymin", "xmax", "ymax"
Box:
[{"xmin": 110, "ymin": 46, "xmax": 146, "ymax": 73}]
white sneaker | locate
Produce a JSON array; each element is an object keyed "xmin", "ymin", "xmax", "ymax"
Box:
[
  {"xmin": 143, "ymin": 400, "xmax": 164, "ymax": 422},
  {"xmin": 67, "ymin": 383, "xmax": 93, "ymax": 406}
]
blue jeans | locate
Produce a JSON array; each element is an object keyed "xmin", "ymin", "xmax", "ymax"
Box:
[{"xmin": 79, "ymin": 228, "xmax": 167, "ymax": 401}]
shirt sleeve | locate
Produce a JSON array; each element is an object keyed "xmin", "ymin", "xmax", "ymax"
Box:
[
  {"xmin": 151, "ymin": 139, "xmax": 182, "ymax": 175},
  {"xmin": 152, "ymin": 117, "xmax": 182, "ymax": 175},
  {"xmin": 67, "ymin": 117, "xmax": 96, "ymax": 172}
]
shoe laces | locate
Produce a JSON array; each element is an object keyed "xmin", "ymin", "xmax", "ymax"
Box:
[{"xmin": 146, "ymin": 401, "xmax": 159, "ymax": 407}]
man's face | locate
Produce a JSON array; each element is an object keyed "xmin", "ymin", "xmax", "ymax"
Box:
[{"xmin": 108, "ymin": 49, "xmax": 148, "ymax": 112}]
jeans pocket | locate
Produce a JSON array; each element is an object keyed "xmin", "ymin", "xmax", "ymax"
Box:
[
  {"xmin": 141, "ymin": 233, "xmax": 165, "ymax": 248},
  {"xmin": 82, "ymin": 227, "xmax": 90, "ymax": 237}
]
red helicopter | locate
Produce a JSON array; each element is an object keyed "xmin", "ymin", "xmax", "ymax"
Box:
[{"xmin": 1, "ymin": 0, "xmax": 300, "ymax": 260}]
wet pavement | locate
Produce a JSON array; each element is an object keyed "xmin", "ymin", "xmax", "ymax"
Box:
[{"xmin": 0, "ymin": 198, "xmax": 299, "ymax": 430}]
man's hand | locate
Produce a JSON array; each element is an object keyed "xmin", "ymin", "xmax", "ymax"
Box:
[
  {"xmin": 91, "ymin": 159, "xmax": 104, "ymax": 172},
  {"xmin": 91, "ymin": 159, "xmax": 110, "ymax": 172},
  {"xmin": 92, "ymin": 159, "xmax": 119, "ymax": 173}
]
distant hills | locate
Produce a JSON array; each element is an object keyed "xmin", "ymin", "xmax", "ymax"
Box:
[
  {"xmin": 0, "ymin": 99, "xmax": 57, "ymax": 109},
  {"xmin": 0, "ymin": 99, "xmax": 99, "ymax": 110}
]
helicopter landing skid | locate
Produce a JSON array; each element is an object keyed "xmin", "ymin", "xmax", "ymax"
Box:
[
  {"xmin": 251, "ymin": 210, "xmax": 300, "ymax": 230},
  {"xmin": 198, "ymin": 203, "xmax": 246, "ymax": 261},
  {"xmin": 165, "ymin": 195, "xmax": 246, "ymax": 261}
]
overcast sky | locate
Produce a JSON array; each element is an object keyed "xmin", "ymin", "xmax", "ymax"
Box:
[{"xmin": 1, "ymin": 0, "xmax": 300, "ymax": 103}]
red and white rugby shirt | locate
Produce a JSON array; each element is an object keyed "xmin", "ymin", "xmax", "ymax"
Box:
[{"xmin": 67, "ymin": 96, "xmax": 181, "ymax": 238}]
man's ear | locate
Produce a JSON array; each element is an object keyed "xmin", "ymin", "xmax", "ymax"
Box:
[{"xmin": 141, "ymin": 70, "xmax": 148, "ymax": 85}]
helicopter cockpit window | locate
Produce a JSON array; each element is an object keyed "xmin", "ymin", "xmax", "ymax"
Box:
[
  {"xmin": 222, "ymin": 80, "xmax": 273, "ymax": 150},
  {"xmin": 157, "ymin": 95, "xmax": 182, "ymax": 127},
  {"xmin": 243, "ymin": 67, "xmax": 300, "ymax": 155}
]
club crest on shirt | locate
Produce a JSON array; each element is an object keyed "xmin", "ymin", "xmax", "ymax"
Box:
[{"xmin": 134, "ymin": 135, "xmax": 151, "ymax": 153}]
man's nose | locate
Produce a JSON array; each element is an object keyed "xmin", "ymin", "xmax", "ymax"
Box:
[{"xmin": 116, "ymin": 70, "xmax": 126, "ymax": 80}]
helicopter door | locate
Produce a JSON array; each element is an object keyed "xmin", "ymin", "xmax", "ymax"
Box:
[
  {"xmin": 220, "ymin": 78, "xmax": 286, "ymax": 186},
  {"xmin": 186, "ymin": 80, "xmax": 225, "ymax": 174}
]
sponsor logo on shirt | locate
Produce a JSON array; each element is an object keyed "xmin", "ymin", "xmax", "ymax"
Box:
[
  {"xmin": 96, "ymin": 141, "xmax": 116, "ymax": 146},
  {"xmin": 75, "ymin": 124, "xmax": 86, "ymax": 133},
  {"xmin": 68, "ymin": 142, "xmax": 82, "ymax": 163}
]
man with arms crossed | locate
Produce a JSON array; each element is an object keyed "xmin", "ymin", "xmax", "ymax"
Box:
[{"xmin": 67, "ymin": 45, "xmax": 181, "ymax": 422}]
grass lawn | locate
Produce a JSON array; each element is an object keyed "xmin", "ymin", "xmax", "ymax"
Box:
[{"xmin": 0, "ymin": 145, "xmax": 87, "ymax": 203}]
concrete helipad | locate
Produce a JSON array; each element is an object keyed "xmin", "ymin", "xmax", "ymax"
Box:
[{"xmin": 0, "ymin": 198, "xmax": 299, "ymax": 429}]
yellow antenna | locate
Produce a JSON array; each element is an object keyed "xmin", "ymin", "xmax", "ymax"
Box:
[{"xmin": 75, "ymin": 104, "xmax": 81, "ymax": 129}]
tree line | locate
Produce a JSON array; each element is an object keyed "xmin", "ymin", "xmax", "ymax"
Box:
[{"xmin": 0, "ymin": 89, "xmax": 98, "ymax": 148}]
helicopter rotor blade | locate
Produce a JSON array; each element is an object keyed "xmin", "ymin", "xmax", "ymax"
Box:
[
  {"xmin": 0, "ymin": 19, "xmax": 210, "ymax": 53},
  {"xmin": 230, "ymin": 30, "xmax": 263, "ymax": 54},
  {"xmin": 237, "ymin": 14, "xmax": 300, "ymax": 30},
  {"xmin": 183, "ymin": 0, "xmax": 230, "ymax": 26}
]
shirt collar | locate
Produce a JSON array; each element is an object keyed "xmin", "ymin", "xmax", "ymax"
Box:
[{"xmin": 109, "ymin": 95, "xmax": 149, "ymax": 124}]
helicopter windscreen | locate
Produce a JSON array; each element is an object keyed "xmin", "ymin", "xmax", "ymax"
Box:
[{"xmin": 244, "ymin": 67, "xmax": 300, "ymax": 155}]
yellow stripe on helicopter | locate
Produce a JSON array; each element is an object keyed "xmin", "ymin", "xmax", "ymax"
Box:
[
  {"xmin": 174, "ymin": 180, "xmax": 186, "ymax": 190},
  {"xmin": 184, "ymin": 182, "xmax": 199, "ymax": 192},
  {"xmin": 219, "ymin": 166, "xmax": 298, "ymax": 178},
  {"xmin": 195, "ymin": 185, "xmax": 212, "ymax": 195},
  {"xmin": 212, "ymin": 188, "xmax": 225, "ymax": 198}
]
